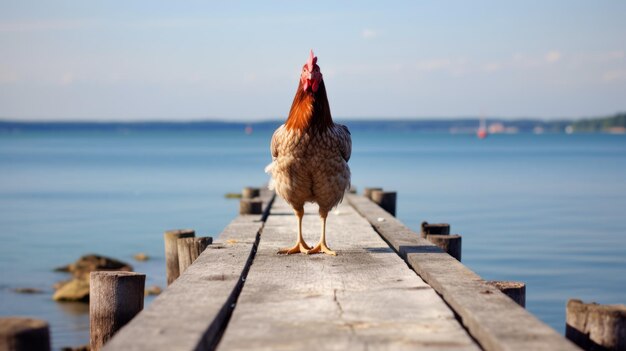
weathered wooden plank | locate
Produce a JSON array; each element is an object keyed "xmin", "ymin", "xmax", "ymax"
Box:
[
  {"xmin": 103, "ymin": 190, "xmax": 275, "ymax": 351},
  {"xmin": 217, "ymin": 197, "xmax": 479, "ymax": 351},
  {"xmin": 347, "ymin": 193, "xmax": 580, "ymax": 351}
]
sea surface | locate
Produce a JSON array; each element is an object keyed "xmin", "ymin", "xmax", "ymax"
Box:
[{"xmin": 1, "ymin": 128, "xmax": 625, "ymax": 349}]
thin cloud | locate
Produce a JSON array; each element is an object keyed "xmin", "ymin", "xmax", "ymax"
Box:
[
  {"xmin": 482, "ymin": 62, "xmax": 502, "ymax": 72},
  {"xmin": 361, "ymin": 29, "xmax": 378, "ymax": 39},
  {"xmin": 0, "ymin": 19, "xmax": 96, "ymax": 32},
  {"xmin": 603, "ymin": 69, "xmax": 626, "ymax": 82},
  {"xmin": 545, "ymin": 50, "xmax": 562, "ymax": 63},
  {"xmin": 59, "ymin": 73, "xmax": 75, "ymax": 86}
]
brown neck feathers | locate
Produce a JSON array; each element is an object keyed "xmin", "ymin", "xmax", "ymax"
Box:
[{"xmin": 285, "ymin": 81, "xmax": 333, "ymax": 132}]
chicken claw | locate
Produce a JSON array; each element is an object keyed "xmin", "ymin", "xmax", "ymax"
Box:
[
  {"xmin": 278, "ymin": 241, "xmax": 311, "ymax": 255},
  {"xmin": 307, "ymin": 242, "xmax": 337, "ymax": 256}
]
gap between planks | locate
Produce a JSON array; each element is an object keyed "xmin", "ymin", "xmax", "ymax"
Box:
[{"xmin": 216, "ymin": 197, "xmax": 480, "ymax": 351}]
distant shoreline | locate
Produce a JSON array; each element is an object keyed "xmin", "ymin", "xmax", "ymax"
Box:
[{"xmin": 0, "ymin": 112, "xmax": 624, "ymax": 134}]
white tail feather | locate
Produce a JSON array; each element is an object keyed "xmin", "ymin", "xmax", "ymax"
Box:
[{"xmin": 264, "ymin": 162, "xmax": 276, "ymax": 190}]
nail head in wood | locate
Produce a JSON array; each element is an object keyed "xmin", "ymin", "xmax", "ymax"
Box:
[
  {"xmin": 242, "ymin": 187, "xmax": 260, "ymax": 199},
  {"xmin": 370, "ymin": 190, "xmax": 397, "ymax": 216},
  {"xmin": 486, "ymin": 281, "xmax": 526, "ymax": 308},
  {"xmin": 426, "ymin": 234, "xmax": 462, "ymax": 261},
  {"xmin": 421, "ymin": 221, "xmax": 450, "ymax": 239},
  {"xmin": 566, "ymin": 299, "xmax": 626, "ymax": 351},
  {"xmin": 164, "ymin": 229, "xmax": 195, "ymax": 285},
  {"xmin": 90, "ymin": 271, "xmax": 145, "ymax": 351},
  {"xmin": 240, "ymin": 198, "xmax": 262, "ymax": 215},
  {"xmin": 177, "ymin": 236, "xmax": 213, "ymax": 274},
  {"xmin": 0, "ymin": 317, "xmax": 50, "ymax": 351}
]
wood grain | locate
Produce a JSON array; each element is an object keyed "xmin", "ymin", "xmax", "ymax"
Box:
[
  {"xmin": 347, "ymin": 193, "xmax": 579, "ymax": 351},
  {"xmin": 103, "ymin": 189, "xmax": 274, "ymax": 351},
  {"xmin": 90, "ymin": 271, "xmax": 145, "ymax": 351},
  {"xmin": 217, "ymin": 197, "xmax": 479, "ymax": 351},
  {"xmin": 178, "ymin": 236, "xmax": 213, "ymax": 274},
  {"xmin": 163, "ymin": 229, "xmax": 195, "ymax": 285}
]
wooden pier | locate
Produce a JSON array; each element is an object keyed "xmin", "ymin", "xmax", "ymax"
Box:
[{"xmin": 103, "ymin": 189, "xmax": 579, "ymax": 351}]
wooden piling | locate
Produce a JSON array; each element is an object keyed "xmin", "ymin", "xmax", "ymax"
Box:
[
  {"xmin": 371, "ymin": 190, "xmax": 397, "ymax": 216},
  {"xmin": 421, "ymin": 221, "xmax": 450, "ymax": 239},
  {"xmin": 566, "ymin": 299, "xmax": 626, "ymax": 351},
  {"xmin": 240, "ymin": 198, "xmax": 263, "ymax": 215},
  {"xmin": 242, "ymin": 187, "xmax": 260, "ymax": 199},
  {"xmin": 486, "ymin": 281, "xmax": 526, "ymax": 308},
  {"xmin": 0, "ymin": 317, "xmax": 50, "ymax": 351},
  {"xmin": 363, "ymin": 187, "xmax": 383, "ymax": 200},
  {"xmin": 164, "ymin": 229, "xmax": 195, "ymax": 285},
  {"xmin": 90, "ymin": 271, "xmax": 145, "ymax": 351},
  {"xmin": 177, "ymin": 236, "xmax": 213, "ymax": 274},
  {"xmin": 427, "ymin": 234, "xmax": 462, "ymax": 261}
]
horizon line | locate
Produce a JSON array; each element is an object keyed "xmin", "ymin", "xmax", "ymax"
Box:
[{"xmin": 1, "ymin": 113, "xmax": 621, "ymax": 124}]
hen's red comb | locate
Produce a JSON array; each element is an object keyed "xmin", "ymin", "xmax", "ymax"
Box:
[{"xmin": 306, "ymin": 50, "xmax": 317, "ymax": 71}]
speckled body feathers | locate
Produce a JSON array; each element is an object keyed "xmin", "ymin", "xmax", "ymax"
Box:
[{"xmin": 267, "ymin": 123, "xmax": 351, "ymax": 216}]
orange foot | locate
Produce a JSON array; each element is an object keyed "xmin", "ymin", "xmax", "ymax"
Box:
[
  {"xmin": 307, "ymin": 242, "xmax": 337, "ymax": 256},
  {"xmin": 277, "ymin": 240, "xmax": 311, "ymax": 255}
]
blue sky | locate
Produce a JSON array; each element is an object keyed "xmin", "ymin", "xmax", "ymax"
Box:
[{"xmin": 1, "ymin": 1, "xmax": 625, "ymax": 121}]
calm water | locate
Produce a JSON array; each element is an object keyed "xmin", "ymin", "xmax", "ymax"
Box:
[{"xmin": 1, "ymin": 129, "xmax": 625, "ymax": 349}]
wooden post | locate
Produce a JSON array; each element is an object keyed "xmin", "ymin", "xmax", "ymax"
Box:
[
  {"xmin": 371, "ymin": 190, "xmax": 397, "ymax": 216},
  {"xmin": 242, "ymin": 187, "xmax": 260, "ymax": 199},
  {"xmin": 240, "ymin": 199, "xmax": 263, "ymax": 215},
  {"xmin": 427, "ymin": 234, "xmax": 462, "ymax": 261},
  {"xmin": 0, "ymin": 317, "xmax": 50, "ymax": 351},
  {"xmin": 566, "ymin": 299, "xmax": 626, "ymax": 351},
  {"xmin": 178, "ymin": 236, "xmax": 213, "ymax": 274},
  {"xmin": 363, "ymin": 187, "xmax": 383, "ymax": 200},
  {"xmin": 486, "ymin": 281, "xmax": 526, "ymax": 308},
  {"xmin": 90, "ymin": 271, "xmax": 145, "ymax": 351},
  {"xmin": 164, "ymin": 229, "xmax": 195, "ymax": 285},
  {"xmin": 421, "ymin": 221, "xmax": 450, "ymax": 239}
]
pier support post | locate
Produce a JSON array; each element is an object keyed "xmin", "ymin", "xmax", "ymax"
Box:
[
  {"xmin": 371, "ymin": 190, "xmax": 397, "ymax": 216},
  {"xmin": 421, "ymin": 221, "xmax": 450, "ymax": 239},
  {"xmin": 242, "ymin": 187, "xmax": 260, "ymax": 199},
  {"xmin": 427, "ymin": 234, "xmax": 462, "ymax": 261},
  {"xmin": 0, "ymin": 317, "xmax": 50, "ymax": 351},
  {"xmin": 487, "ymin": 281, "xmax": 526, "ymax": 308},
  {"xmin": 363, "ymin": 187, "xmax": 383, "ymax": 200},
  {"xmin": 178, "ymin": 236, "xmax": 213, "ymax": 274},
  {"xmin": 90, "ymin": 271, "xmax": 145, "ymax": 351},
  {"xmin": 240, "ymin": 199, "xmax": 263, "ymax": 214},
  {"xmin": 164, "ymin": 229, "xmax": 195, "ymax": 285},
  {"xmin": 566, "ymin": 299, "xmax": 626, "ymax": 350}
]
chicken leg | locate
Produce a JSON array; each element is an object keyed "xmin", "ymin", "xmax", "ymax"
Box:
[
  {"xmin": 278, "ymin": 208, "xmax": 311, "ymax": 254},
  {"xmin": 307, "ymin": 213, "xmax": 337, "ymax": 256}
]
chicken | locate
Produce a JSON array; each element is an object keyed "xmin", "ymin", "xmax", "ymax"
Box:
[{"xmin": 266, "ymin": 51, "xmax": 351, "ymax": 256}]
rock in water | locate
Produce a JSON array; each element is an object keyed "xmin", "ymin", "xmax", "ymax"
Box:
[
  {"xmin": 62, "ymin": 254, "xmax": 133, "ymax": 279},
  {"xmin": 53, "ymin": 279, "xmax": 90, "ymax": 302},
  {"xmin": 53, "ymin": 254, "xmax": 133, "ymax": 302},
  {"xmin": 133, "ymin": 253, "xmax": 149, "ymax": 261},
  {"xmin": 144, "ymin": 285, "xmax": 162, "ymax": 296},
  {"xmin": 13, "ymin": 287, "xmax": 44, "ymax": 294}
]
